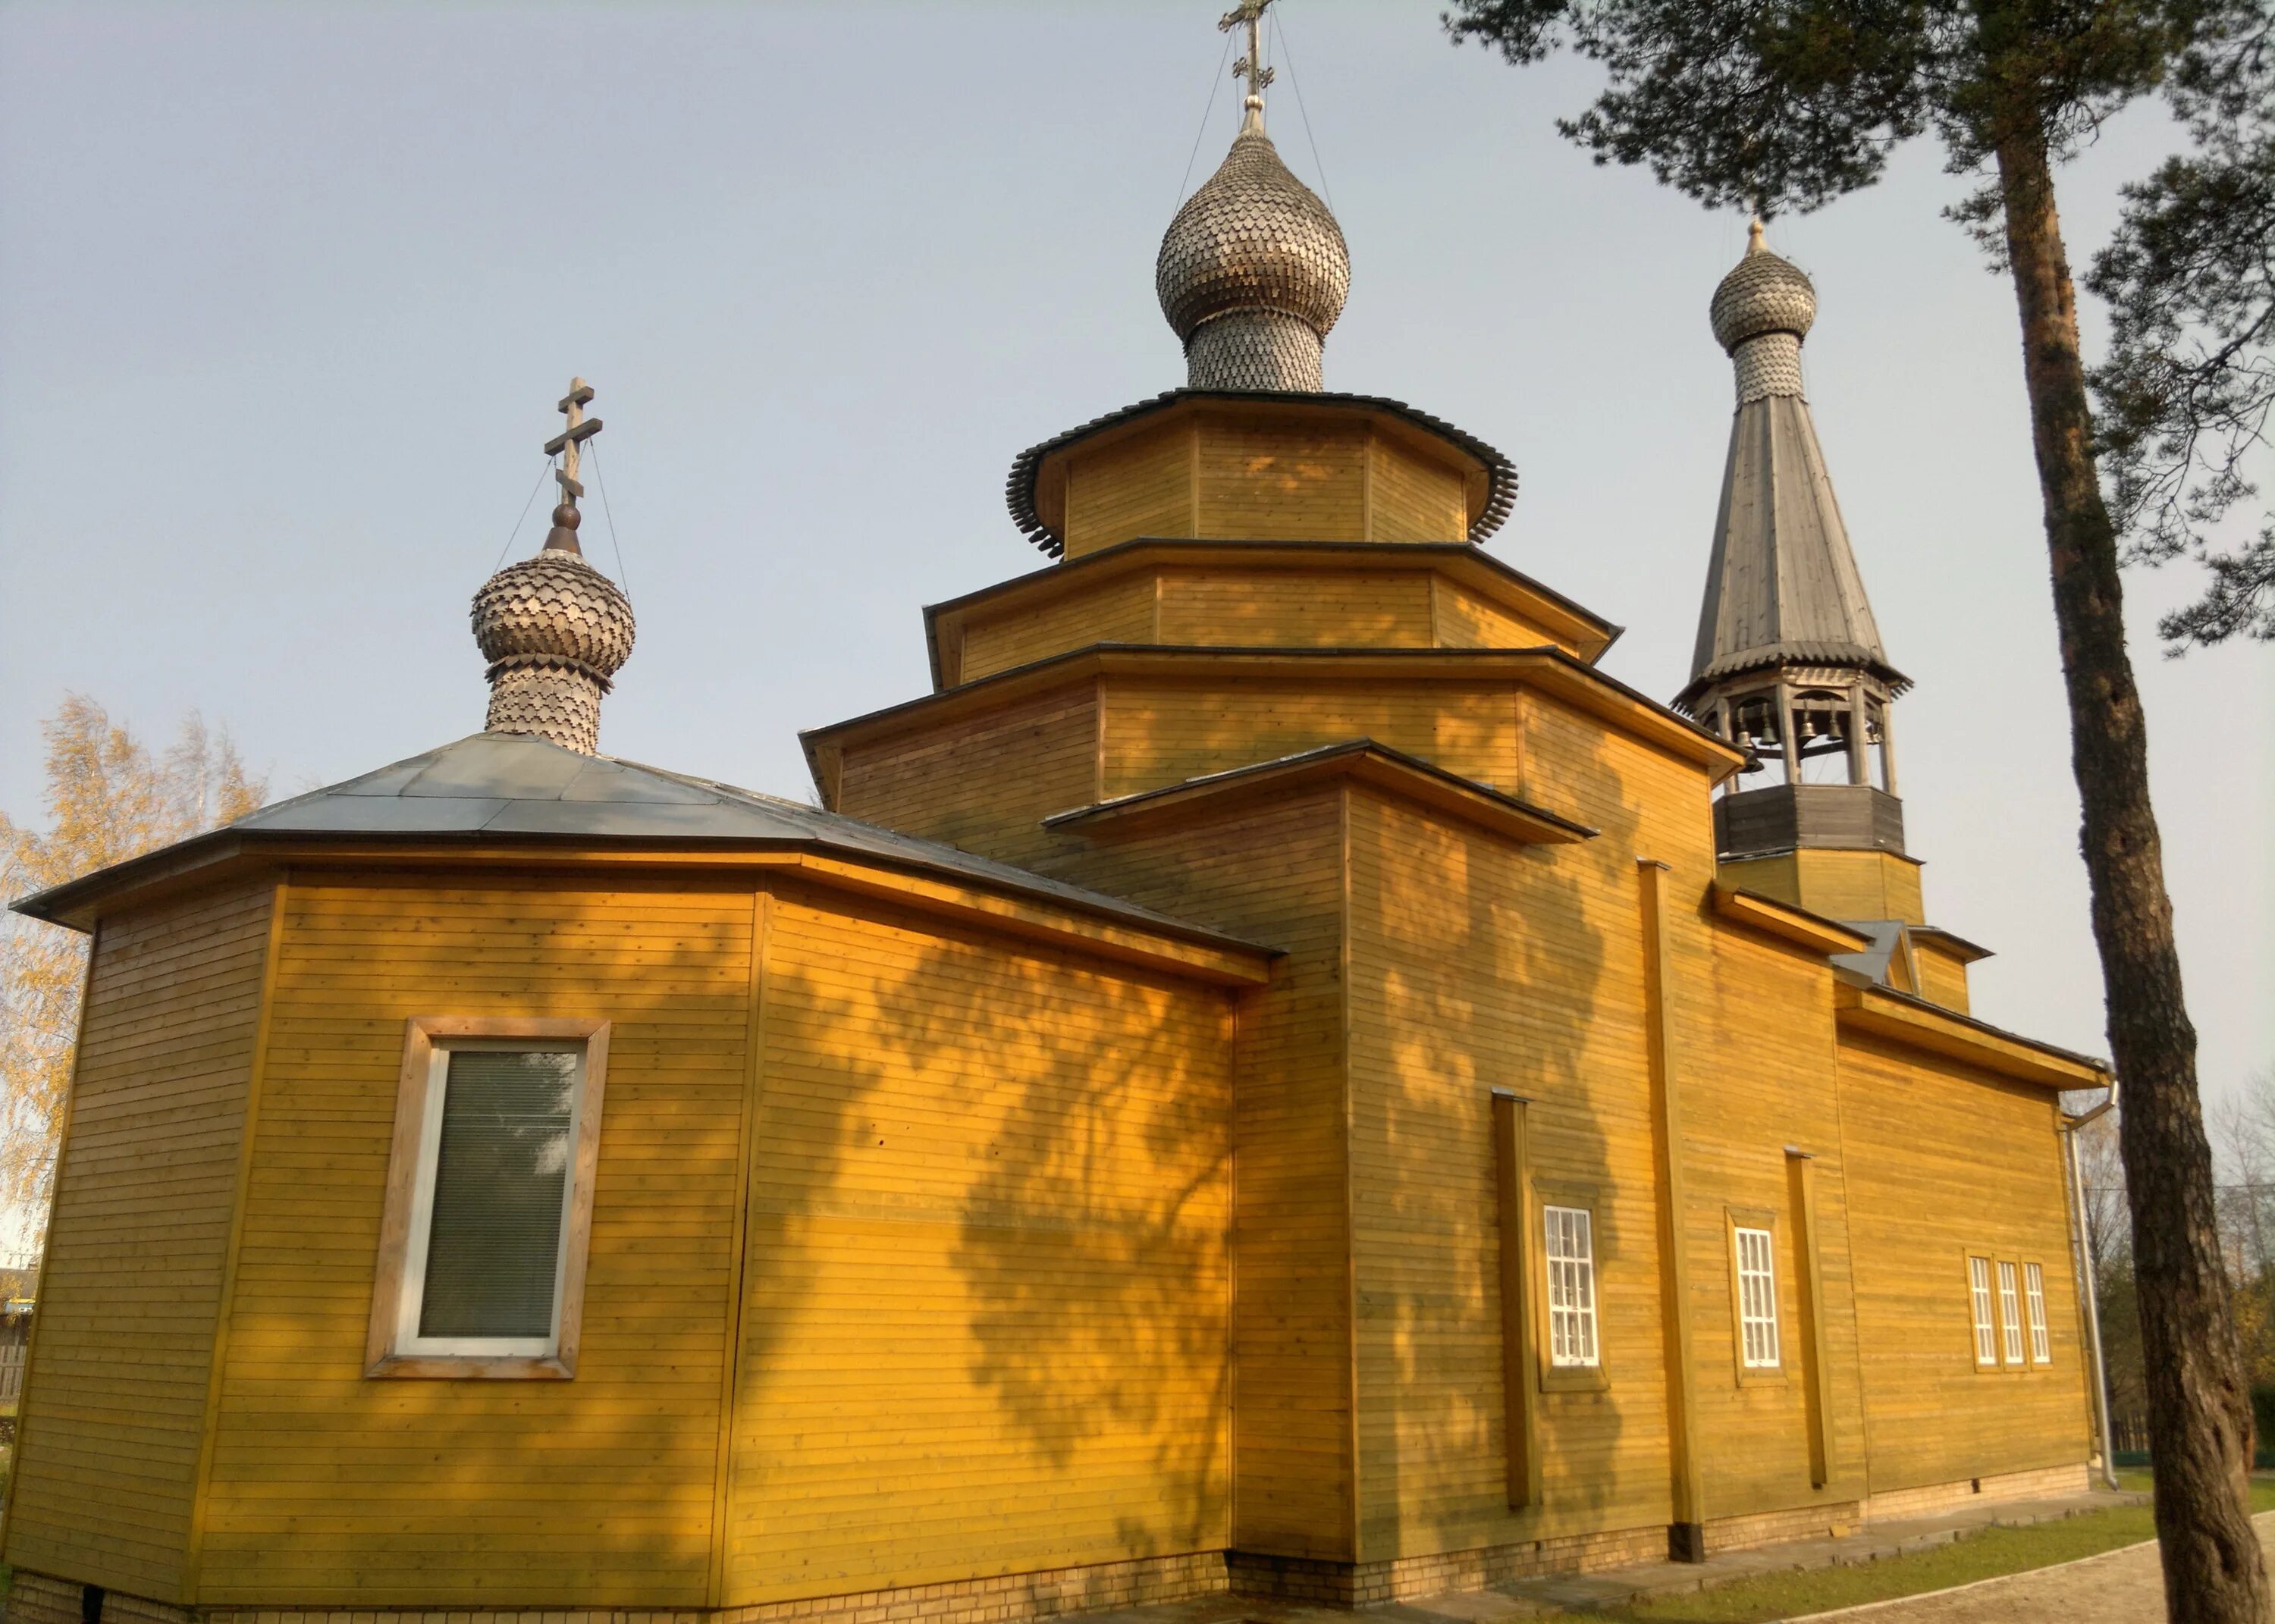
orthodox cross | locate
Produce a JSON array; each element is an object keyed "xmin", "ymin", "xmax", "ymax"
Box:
[
  {"xmin": 1219, "ymin": 0, "xmax": 1276, "ymax": 108},
  {"xmin": 544, "ymin": 378, "xmax": 603, "ymax": 502}
]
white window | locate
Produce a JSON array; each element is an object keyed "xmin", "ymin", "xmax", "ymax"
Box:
[
  {"xmin": 1734, "ymin": 1225, "xmax": 1781, "ymax": 1368},
  {"xmin": 367, "ymin": 1018, "xmax": 610, "ymax": 1378},
  {"xmin": 1544, "ymin": 1205, "xmax": 1599, "ymax": 1368},
  {"xmin": 1968, "ymin": 1256, "xmax": 1997, "ymax": 1366},
  {"xmin": 2025, "ymin": 1262, "xmax": 2051, "ymax": 1364},
  {"xmin": 1997, "ymin": 1260, "xmax": 2025, "ymax": 1365}
]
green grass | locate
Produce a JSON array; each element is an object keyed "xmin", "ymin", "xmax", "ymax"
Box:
[{"xmin": 1578, "ymin": 1473, "xmax": 2273, "ymax": 1622}]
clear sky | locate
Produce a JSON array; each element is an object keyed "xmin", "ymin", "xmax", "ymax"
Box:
[{"xmin": 2, "ymin": 2, "xmax": 2267, "ymax": 1107}]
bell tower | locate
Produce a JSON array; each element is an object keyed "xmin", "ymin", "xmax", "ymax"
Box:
[{"xmin": 1676, "ymin": 224, "xmax": 1923, "ymax": 926}]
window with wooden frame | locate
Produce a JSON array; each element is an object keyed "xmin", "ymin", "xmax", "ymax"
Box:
[
  {"xmin": 1997, "ymin": 1260, "xmax": 2026, "ymax": 1366},
  {"xmin": 366, "ymin": 1017, "xmax": 610, "ymax": 1379},
  {"xmin": 1967, "ymin": 1255, "xmax": 1997, "ymax": 1368},
  {"xmin": 1733, "ymin": 1224, "xmax": 1781, "ymax": 1369},
  {"xmin": 1542, "ymin": 1203, "xmax": 1600, "ymax": 1370},
  {"xmin": 2024, "ymin": 1261, "xmax": 2051, "ymax": 1364}
]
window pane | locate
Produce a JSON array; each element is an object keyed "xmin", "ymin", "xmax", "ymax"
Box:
[
  {"xmin": 1998, "ymin": 1261, "xmax": 2024, "ymax": 1365},
  {"xmin": 1544, "ymin": 1204, "xmax": 1599, "ymax": 1368},
  {"xmin": 2026, "ymin": 1262, "xmax": 2051, "ymax": 1363},
  {"xmin": 1735, "ymin": 1226, "xmax": 1780, "ymax": 1368},
  {"xmin": 1969, "ymin": 1257, "xmax": 1997, "ymax": 1365},
  {"xmin": 419, "ymin": 1049, "xmax": 579, "ymax": 1339}
]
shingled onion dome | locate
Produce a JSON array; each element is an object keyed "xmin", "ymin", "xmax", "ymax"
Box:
[
  {"xmin": 1709, "ymin": 218, "xmax": 1818, "ymax": 403},
  {"xmin": 1156, "ymin": 101, "xmax": 1349, "ymax": 393},
  {"xmin": 471, "ymin": 502, "xmax": 635, "ymax": 755}
]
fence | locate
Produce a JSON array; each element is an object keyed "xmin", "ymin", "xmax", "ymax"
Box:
[{"xmin": 0, "ymin": 1340, "xmax": 23, "ymax": 1409}]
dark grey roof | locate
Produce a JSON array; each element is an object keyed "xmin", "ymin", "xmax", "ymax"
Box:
[
  {"xmin": 15, "ymin": 732, "xmax": 1267, "ymax": 954},
  {"xmin": 1680, "ymin": 393, "xmax": 1907, "ymax": 707},
  {"xmin": 1006, "ymin": 389, "xmax": 1517, "ymax": 556}
]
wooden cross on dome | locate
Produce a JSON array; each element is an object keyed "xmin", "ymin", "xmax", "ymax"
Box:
[
  {"xmin": 544, "ymin": 378, "xmax": 603, "ymax": 502},
  {"xmin": 1219, "ymin": 0, "xmax": 1276, "ymax": 107}
]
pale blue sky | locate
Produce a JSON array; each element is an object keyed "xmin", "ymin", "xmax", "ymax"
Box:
[{"xmin": 2, "ymin": 2, "xmax": 2267, "ymax": 1105}]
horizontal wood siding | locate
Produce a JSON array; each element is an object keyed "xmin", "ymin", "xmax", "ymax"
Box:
[
  {"xmin": 1063, "ymin": 424, "xmax": 1193, "ymax": 560},
  {"xmin": 1911, "ymin": 945, "xmax": 1972, "ymax": 1014},
  {"xmin": 1044, "ymin": 789, "xmax": 1354, "ymax": 1561},
  {"xmin": 1195, "ymin": 419, "xmax": 1367, "ymax": 542},
  {"xmin": 959, "ymin": 574, "xmax": 1156, "ymax": 685},
  {"xmin": 1834, "ymin": 1036, "xmax": 2085, "ymax": 1492},
  {"xmin": 1519, "ymin": 690, "xmax": 1716, "ymax": 868},
  {"xmin": 1682, "ymin": 923, "xmax": 1868, "ymax": 1514},
  {"xmin": 726, "ymin": 886, "xmax": 1232, "ymax": 1599},
  {"xmin": 1432, "ymin": 585, "xmax": 1562, "ymax": 654},
  {"xmin": 833, "ymin": 685, "xmax": 1100, "ymax": 873},
  {"xmin": 196, "ymin": 876, "xmax": 753, "ymax": 1606},
  {"xmin": 1345, "ymin": 792, "xmax": 1673, "ymax": 1561},
  {"xmin": 1100, "ymin": 676, "xmax": 1520, "ymax": 802},
  {"xmin": 1155, "ymin": 569, "xmax": 1433, "ymax": 651},
  {"xmin": 4, "ymin": 883, "xmax": 273, "ymax": 1597},
  {"xmin": 1367, "ymin": 439, "xmax": 1466, "ymax": 542}
]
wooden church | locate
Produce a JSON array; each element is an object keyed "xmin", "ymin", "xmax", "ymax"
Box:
[{"xmin": 5, "ymin": 14, "xmax": 2112, "ymax": 1624}]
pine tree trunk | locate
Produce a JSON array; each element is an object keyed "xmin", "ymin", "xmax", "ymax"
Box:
[{"xmin": 1994, "ymin": 128, "xmax": 2268, "ymax": 1623}]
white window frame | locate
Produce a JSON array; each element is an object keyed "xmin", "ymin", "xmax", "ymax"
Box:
[
  {"xmin": 1968, "ymin": 1255, "xmax": 1997, "ymax": 1368},
  {"xmin": 2025, "ymin": 1261, "xmax": 2051, "ymax": 1364},
  {"xmin": 1997, "ymin": 1259, "xmax": 2026, "ymax": 1366},
  {"xmin": 1733, "ymin": 1224, "xmax": 1781, "ymax": 1369},
  {"xmin": 1542, "ymin": 1204, "xmax": 1600, "ymax": 1369},
  {"xmin": 366, "ymin": 1017, "xmax": 610, "ymax": 1380}
]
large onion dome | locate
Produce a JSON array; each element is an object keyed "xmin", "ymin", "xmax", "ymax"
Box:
[
  {"xmin": 1155, "ymin": 106, "xmax": 1349, "ymax": 392},
  {"xmin": 470, "ymin": 504, "xmax": 635, "ymax": 754},
  {"xmin": 1709, "ymin": 218, "xmax": 1817, "ymax": 353}
]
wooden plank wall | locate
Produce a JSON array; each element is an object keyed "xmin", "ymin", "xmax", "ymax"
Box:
[
  {"xmin": 1195, "ymin": 420, "xmax": 1368, "ymax": 543},
  {"xmin": 1366, "ymin": 440, "xmax": 1467, "ymax": 542},
  {"xmin": 1834, "ymin": 1036, "xmax": 2085, "ymax": 1491},
  {"xmin": 1345, "ymin": 788, "xmax": 1681, "ymax": 1562},
  {"xmin": 1063, "ymin": 425, "xmax": 1194, "ymax": 559},
  {"xmin": 1909, "ymin": 945, "xmax": 1972, "ymax": 1014},
  {"xmin": 724, "ymin": 884, "xmax": 1232, "ymax": 1599},
  {"xmin": 1099, "ymin": 677, "xmax": 1521, "ymax": 802},
  {"xmin": 4, "ymin": 882, "xmax": 273, "ymax": 1597},
  {"xmin": 833, "ymin": 685, "xmax": 1101, "ymax": 873},
  {"xmin": 195, "ymin": 875, "xmax": 754, "ymax": 1606},
  {"xmin": 1156, "ymin": 569, "xmax": 1433, "ymax": 651},
  {"xmin": 1431, "ymin": 588, "xmax": 1563, "ymax": 654},
  {"xmin": 1683, "ymin": 925, "xmax": 1869, "ymax": 1513},
  {"xmin": 1051, "ymin": 789, "xmax": 1356, "ymax": 1562},
  {"xmin": 959, "ymin": 575, "xmax": 1156, "ymax": 685}
]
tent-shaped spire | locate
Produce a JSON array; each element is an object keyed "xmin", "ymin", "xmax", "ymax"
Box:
[{"xmin": 1677, "ymin": 224, "xmax": 1904, "ymax": 710}]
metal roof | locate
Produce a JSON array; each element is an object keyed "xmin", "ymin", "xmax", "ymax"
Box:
[
  {"xmin": 1005, "ymin": 389, "xmax": 1518, "ymax": 556},
  {"xmin": 14, "ymin": 732, "xmax": 1264, "ymax": 954}
]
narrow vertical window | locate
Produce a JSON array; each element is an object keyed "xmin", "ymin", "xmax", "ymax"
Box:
[
  {"xmin": 1997, "ymin": 1260, "xmax": 2025, "ymax": 1365},
  {"xmin": 1543, "ymin": 1205, "xmax": 1599, "ymax": 1368},
  {"xmin": 2025, "ymin": 1262, "xmax": 2051, "ymax": 1364},
  {"xmin": 368, "ymin": 1017, "xmax": 610, "ymax": 1378},
  {"xmin": 1968, "ymin": 1256, "xmax": 1997, "ymax": 1367},
  {"xmin": 1734, "ymin": 1225, "xmax": 1781, "ymax": 1368}
]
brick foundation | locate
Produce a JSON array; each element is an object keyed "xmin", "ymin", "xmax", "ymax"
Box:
[
  {"xmin": 5, "ymin": 1553, "xmax": 1232, "ymax": 1624},
  {"xmin": 1229, "ymin": 1522, "xmax": 1668, "ymax": 1607},
  {"xmin": 1862, "ymin": 1461, "xmax": 2089, "ymax": 1523},
  {"xmin": 1702, "ymin": 1500, "xmax": 1863, "ymax": 1556}
]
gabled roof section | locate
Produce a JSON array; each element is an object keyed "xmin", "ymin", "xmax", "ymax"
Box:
[
  {"xmin": 1044, "ymin": 739, "xmax": 1596, "ymax": 846},
  {"xmin": 13, "ymin": 734, "xmax": 1272, "ymax": 976},
  {"xmin": 1006, "ymin": 389, "xmax": 1517, "ymax": 555}
]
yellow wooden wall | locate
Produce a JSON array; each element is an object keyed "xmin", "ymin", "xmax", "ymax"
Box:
[
  {"xmin": 1345, "ymin": 791, "xmax": 1675, "ymax": 1560},
  {"xmin": 1683, "ymin": 923, "xmax": 1869, "ymax": 1513},
  {"xmin": 1063, "ymin": 422, "xmax": 1194, "ymax": 557},
  {"xmin": 1716, "ymin": 850, "xmax": 1926, "ymax": 927},
  {"xmin": 1911, "ymin": 943, "xmax": 1972, "ymax": 1014},
  {"xmin": 1432, "ymin": 586, "xmax": 1562, "ymax": 653},
  {"xmin": 1367, "ymin": 437, "xmax": 1467, "ymax": 542},
  {"xmin": 724, "ymin": 883, "xmax": 1233, "ymax": 1599},
  {"xmin": 4, "ymin": 882, "xmax": 274, "ymax": 1598},
  {"xmin": 1156, "ymin": 568, "xmax": 1434, "ymax": 651},
  {"xmin": 1834, "ymin": 1036, "xmax": 2085, "ymax": 1491},
  {"xmin": 196, "ymin": 873, "xmax": 755, "ymax": 1606},
  {"xmin": 833, "ymin": 685, "xmax": 1101, "ymax": 873},
  {"xmin": 959, "ymin": 572, "xmax": 1157, "ymax": 685},
  {"xmin": 1049, "ymin": 789, "xmax": 1357, "ymax": 1562}
]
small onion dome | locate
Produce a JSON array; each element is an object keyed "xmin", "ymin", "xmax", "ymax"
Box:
[
  {"xmin": 470, "ymin": 506, "xmax": 635, "ymax": 687},
  {"xmin": 1156, "ymin": 117, "xmax": 1350, "ymax": 352},
  {"xmin": 1709, "ymin": 219, "xmax": 1816, "ymax": 354}
]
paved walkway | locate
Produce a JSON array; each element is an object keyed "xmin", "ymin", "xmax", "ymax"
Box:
[{"xmin": 1792, "ymin": 1507, "xmax": 2275, "ymax": 1622}]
